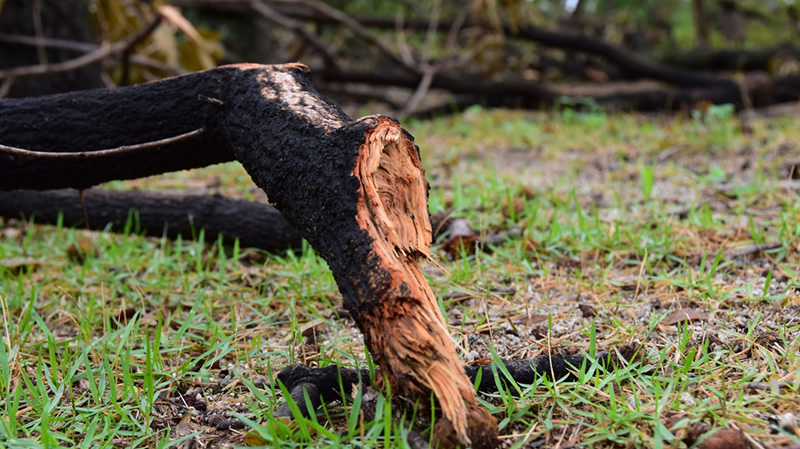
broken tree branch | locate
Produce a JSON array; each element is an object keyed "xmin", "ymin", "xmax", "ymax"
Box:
[
  {"xmin": 0, "ymin": 33, "xmax": 184, "ymax": 75},
  {"xmin": 0, "ymin": 15, "xmax": 162, "ymax": 81},
  {"xmin": 248, "ymin": 0, "xmax": 339, "ymax": 69},
  {"xmin": 272, "ymin": 0, "xmax": 418, "ymax": 73},
  {"xmin": 280, "ymin": 10, "xmax": 739, "ymax": 89},
  {"xmin": 0, "ymin": 189, "xmax": 303, "ymax": 252},
  {"xmin": 0, "ymin": 63, "xmax": 496, "ymax": 448}
]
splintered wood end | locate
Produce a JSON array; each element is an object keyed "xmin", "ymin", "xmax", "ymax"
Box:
[
  {"xmin": 353, "ymin": 117, "xmax": 498, "ymax": 448},
  {"xmin": 355, "ymin": 117, "xmax": 432, "ymax": 259}
]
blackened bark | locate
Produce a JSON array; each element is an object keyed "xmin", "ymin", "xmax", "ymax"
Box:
[
  {"xmin": 0, "ymin": 189, "xmax": 302, "ymax": 252},
  {"xmin": 0, "ymin": 69, "xmax": 234, "ymax": 190},
  {"xmin": 274, "ymin": 349, "xmax": 619, "ymax": 418}
]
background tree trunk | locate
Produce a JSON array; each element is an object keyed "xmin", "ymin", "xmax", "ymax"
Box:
[
  {"xmin": 692, "ymin": 0, "xmax": 709, "ymax": 47},
  {"xmin": 0, "ymin": 189, "xmax": 303, "ymax": 252}
]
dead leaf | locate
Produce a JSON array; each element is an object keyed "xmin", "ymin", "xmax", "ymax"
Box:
[
  {"xmin": 442, "ymin": 235, "xmax": 479, "ymax": 258},
  {"xmin": 158, "ymin": 5, "xmax": 203, "ymax": 43},
  {"xmin": 0, "ymin": 258, "xmax": 42, "ymax": 274},
  {"xmin": 663, "ymin": 309, "xmax": 710, "ymax": 326},
  {"xmin": 515, "ymin": 314, "xmax": 549, "ymax": 326},
  {"xmin": 242, "ymin": 430, "xmax": 268, "ymax": 446},
  {"xmin": 689, "ymin": 426, "xmax": 749, "ymax": 449},
  {"xmin": 67, "ymin": 236, "xmax": 97, "ymax": 264},
  {"xmin": 578, "ymin": 304, "xmax": 597, "ymax": 318},
  {"xmin": 501, "ymin": 197, "xmax": 525, "ymax": 219}
]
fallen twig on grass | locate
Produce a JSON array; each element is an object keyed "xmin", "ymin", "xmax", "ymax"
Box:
[{"xmin": 726, "ymin": 242, "xmax": 783, "ymax": 258}]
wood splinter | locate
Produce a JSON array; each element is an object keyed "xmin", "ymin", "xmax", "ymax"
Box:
[{"xmin": 353, "ymin": 120, "xmax": 497, "ymax": 447}]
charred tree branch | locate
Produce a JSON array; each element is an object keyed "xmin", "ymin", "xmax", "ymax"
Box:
[
  {"xmin": 0, "ymin": 189, "xmax": 303, "ymax": 252},
  {"xmin": 272, "ymin": 347, "xmax": 636, "ymax": 444},
  {"xmin": 0, "ymin": 63, "xmax": 496, "ymax": 447}
]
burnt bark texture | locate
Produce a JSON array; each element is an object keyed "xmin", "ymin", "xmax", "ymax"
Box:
[
  {"xmin": 0, "ymin": 63, "xmax": 496, "ymax": 448},
  {"xmin": 273, "ymin": 347, "xmax": 635, "ymax": 445},
  {"xmin": 0, "ymin": 189, "xmax": 302, "ymax": 252}
]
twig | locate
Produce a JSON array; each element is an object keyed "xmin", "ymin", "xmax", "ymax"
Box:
[
  {"xmin": 32, "ymin": 0, "xmax": 48, "ymax": 65},
  {"xmin": 0, "ymin": 77, "xmax": 14, "ymax": 99},
  {"xmin": 275, "ymin": 0, "xmax": 418, "ymax": 73},
  {"xmin": 0, "ymin": 128, "xmax": 204, "ymax": 159},
  {"xmin": 249, "ymin": 0, "xmax": 339, "ymax": 69},
  {"xmin": 744, "ymin": 381, "xmax": 798, "ymax": 392},
  {"xmin": 401, "ymin": 64, "xmax": 436, "ymax": 115},
  {"xmin": 444, "ymin": 6, "xmax": 470, "ymax": 52},
  {"xmin": 0, "ymin": 16, "xmax": 162, "ymax": 81},
  {"xmin": 395, "ymin": 13, "xmax": 418, "ymax": 68},
  {"xmin": 0, "ymin": 34, "xmax": 183, "ymax": 75},
  {"xmin": 656, "ymin": 144, "xmax": 688, "ymax": 163},
  {"xmin": 726, "ymin": 242, "xmax": 782, "ymax": 258},
  {"xmin": 423, "ymin": 0, "xmax": 441, "ymax": 57}
]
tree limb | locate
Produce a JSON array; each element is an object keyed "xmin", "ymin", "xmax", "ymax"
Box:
[
  {"xmin": 0, "ymin": 33, "xmax": 184, "ymax": 75},
  {"xmin": 273, "ymin": 0, "xmax": 418, "ymax": 73},
  {"xmin": 0, "ymin": 63, "xmax": 497, "ymax": 447},
  {"xmin": 0, "ymin": 16, "xmax": 162, "ymax": 81},
  {"xmin": 281, "ymin": 11, "xmax": 739, "ymax": 89},
  {"xmin": 272, "ymin": 346, "xmax": 639, "ymax": 445},
  {"xmin": 0, "ymin": 189, "xmax": 303, "ymax": 252},
  {"xmin": 248, "ymin": 0, "xmax": 339, "ymax": 69}
]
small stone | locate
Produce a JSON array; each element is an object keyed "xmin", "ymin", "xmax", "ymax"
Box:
[{"xmin": 679, "ymin": 392, "xmax": 696, "ymax": 406}]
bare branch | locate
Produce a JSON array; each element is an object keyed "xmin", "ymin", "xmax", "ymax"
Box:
[
  {"xmin": 274, "ymin": 0, "xmax": 418, "ymax": 73},
  {"xmin": 249, "ymin": 0, "xmax": 339, "ymax": 69},
  {"xmin": 394, "ymin": 13, "xmax": 417, "ymax": 68},
  {"xmin": 401, "ymin": 64, "xmax": 436, "ymax": 115},
  {"xmin": 32, "ymin": 0, "xmax": 49, "ymax": 65},
  {"xmin": 0, "ymin": 77, "xmax": 14, "ymax": 98},
  {"xmin": 0, "ymin": 16, "xmax": 162, "ymax": 81},
  {"xmin": 0, "ymin": 33, "xmax": 184, "ymax": 75},
  {"xmin": 0, "ymin": 128, "xmax": 205, "ymax": 159}
]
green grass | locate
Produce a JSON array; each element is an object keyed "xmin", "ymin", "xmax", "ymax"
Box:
[{"xmin": 1, "ymin": 107, "xmax": 799, "ymax": 448}]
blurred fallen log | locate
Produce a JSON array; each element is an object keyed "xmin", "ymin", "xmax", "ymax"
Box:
[
  {"xmin": 169, "ymin": 1, "xmax": 800, "ymax": 113},
  {"xmin": 319, "ymin": 69, "xmax": 800, "ymax": 112},
  {"xmin": 0, "ymin": 189, "xmax": 303, "ymax": 252},
  {"xmin": 661, "ymin": 45, "xmax": 800, "ymax": 72}
]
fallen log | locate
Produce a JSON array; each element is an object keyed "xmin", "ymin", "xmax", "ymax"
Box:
[
  {"xmin": 660, "ymin": 45, "xmax": 800, "ymax": 72},
  {"xmin": 172, "ymin": 1, "xmax": 736, "ymax": 89},
  {"xmin": 319, "ymin": 69, "xmax": 800, "ymax": 112},
  {"xmin": 274, "ymin": 8, "xmax": 737, "ymax": 89},
  {"xmin": 0, "ymin": 63, "xmax": 496, "ymax": 447},
  {"xmin": 0, "ymin": 189, "xmax": 303, "ymax": 252}
]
